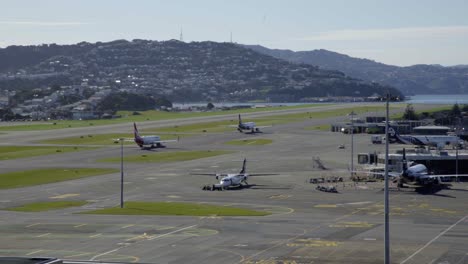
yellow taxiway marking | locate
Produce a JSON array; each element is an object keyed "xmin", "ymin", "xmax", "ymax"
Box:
[
  {"xmin": 314, "ymin": 204, "xmax": 337, "ymax": 208},
  {"xmin": 269, "ymin": 194, "xmax": 291, "ymax": 200},
  {"xmin": 126, "ymin": 233, "xmax": 151, "ymax": 241},
  {"xmin": 121, "ymin": 224, "xmax": 134, "ymax": 229},
  {"xmin": 74, "ymin": 224, "xmax": 87, "ymax": 228},
  {"xmin": 330, "ymin": 221, "xmax": 374, "ymax": 228},
  {"xmin": 36, "ymin": 233, "xmax": 51, "ymax": 237},
  {"xmin": 26, "ymin": 250, "xmax": 43, "ymax": 256},
  {"xmin": 288, "ymin": 239, "xmax": 339, "ymax": 247},
  {"xmin": 26, "ymin": 223, "xmax": 41, "ymax": 228},
  {"xmin": 64, "ymin": 253, "xmax": 89, "ymax": 259},
  {"xmin": 49, "ymin": 193, "xmax": 80, "ymax": 199},
  {"xmin": 90, "ymin": 233, "xmax": 102, "ymax": 238}
]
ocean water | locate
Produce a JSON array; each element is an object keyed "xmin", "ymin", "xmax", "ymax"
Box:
[{"xmin": 406, "ymin": 94, "xmax": 468, "ymax": 104}]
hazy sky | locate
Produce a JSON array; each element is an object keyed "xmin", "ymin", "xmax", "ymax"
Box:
[{"xmin": 1, "ymin": 0, "xmax": 467, "ymax": 66}]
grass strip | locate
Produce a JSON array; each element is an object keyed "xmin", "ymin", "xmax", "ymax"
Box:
[
  {"xmin": 98, "ymin": 150, "xmax": 233, "ymax": 163},
  {"xmin": 0, "ymin": 104, "xmax": 327, "ymax": 131},
  {"xmin": 0, "ymin": 146, "xmax": 95, "ymax": 160},
  {"xmin": 82, "ymin": 201, "xmax": 270, "ymax": 216},
  {"xmin": 40, "ymin": 133, "xmax": 179, "ymax": 145},
  {"xmin": 0, "ymin": 168, "xmax": 118, "ymax": 189},
  {"xmin": 7, "ymin": 201, "xmax": 87, "ymax": 212}
]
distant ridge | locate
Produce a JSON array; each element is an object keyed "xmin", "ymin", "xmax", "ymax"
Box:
[
  {"xmin": 244, "ymin": 44, "xmax": 468, "ymax": 95},
  {"xmin": 0, "ymin": 40, "xmax": 402, "ymax": 102}
]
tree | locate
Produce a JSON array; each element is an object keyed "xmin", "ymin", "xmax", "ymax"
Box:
[
  {"xmin": 449, "ymin": 103, "xmax": 462, "ymax": 125},
  {"xmin": 450, "ymin": 103, "xmax": 461, "ymax": 117},
  {"xmin": 206, "ymin": 102, "xmax": 215, "ymax": 110},
  {"xmin": 154, "ymin": 97, "xmax": 172, "ymax": 108},
  {"xmin": 402, "ymin": 104, "xmax": 418, "ymax": 120},
  {"xmin": 97, "ymin": 92, "xmax": 156, "ymax": 111}
]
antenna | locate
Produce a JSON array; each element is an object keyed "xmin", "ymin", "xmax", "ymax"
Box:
[{"xmin": 179, "ymin": 27, "xmax": 184, "ymax": 42}]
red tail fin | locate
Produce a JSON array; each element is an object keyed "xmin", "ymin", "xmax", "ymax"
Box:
[{"xmin": 134, "ymin": 122, "xmax": 141, "ymax": 139}]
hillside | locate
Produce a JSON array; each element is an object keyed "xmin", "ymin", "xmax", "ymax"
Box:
[
  {"xmin": 245, "ymin": 45, "xmax": 468, "ymax": 95},
  {"xmin": 0, "ymin": 40, "xmax": 401, "ymax": 102}
]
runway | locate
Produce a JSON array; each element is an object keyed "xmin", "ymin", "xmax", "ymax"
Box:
[{"xmin": 0, "ymin": 103, "xmax": 467, "ymax": 264}]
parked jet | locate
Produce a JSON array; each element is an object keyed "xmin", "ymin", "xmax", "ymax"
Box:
[
  {"xmin": 192, "ymin": 158, "xmax": 276, "ymax": 190},
  {"xmin": 360, "ymin": 148, "xmax": 468, "ymax": 188},
  {"xmin": 387, "ymin": 126, "xmax": 461, "ymax": 149},
  {"xmin": 232, "ymin": 114, "xmax": 271, "ymax": 133},
  {"xmin": 115, "ymin": 123, "xmax": 178, "ymax": 149}
]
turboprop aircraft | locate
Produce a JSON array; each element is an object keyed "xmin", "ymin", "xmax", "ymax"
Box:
[
  {"xmin": 192, "ymin": 158, "xmax": 277, "ymax": 190},
  {"xmin": 355, "ymin": 148, "xmax": 468, "ymax": 189}
]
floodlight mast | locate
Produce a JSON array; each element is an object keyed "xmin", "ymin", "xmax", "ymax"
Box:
[
  {"xmin": 384, "ymin": 94, "xmax": 390, "ymax": 264},
  {"xmin": 120, "ymin": 138, "xmax": 124, "ymax": 208}
]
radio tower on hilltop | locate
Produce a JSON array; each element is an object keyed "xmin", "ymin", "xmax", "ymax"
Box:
[{"xmin": 179, "ymin": 28, "xmax": 184, "ymax": 42}]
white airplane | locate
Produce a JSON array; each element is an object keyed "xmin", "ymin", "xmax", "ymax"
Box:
[
  {"xmin": 357, "ymin": 148, "xmax": 468, "ymax": 189},
  {"xmin": 192, "ymin": 158, "xmax": 276, "ymax": 190},
  {"xmin": 232, "ymin": 114, "xmax": 271, "ymax": 133},
  {"xmin": 388, "ymin": 126, "xmax": 462, "ymax": 149},
  {"xmin": 115, "ymin": 122, "xmax": 178, "ymax": 149}
]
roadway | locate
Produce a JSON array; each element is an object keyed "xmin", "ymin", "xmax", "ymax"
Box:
[{"xmin": 0, "ymin": 103, "xmax": 467, "ymax": 264}]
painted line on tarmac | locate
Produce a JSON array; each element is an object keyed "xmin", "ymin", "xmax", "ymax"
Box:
[
  {"xmin": 90, "ymin": 224, "xmax": 198, "ymax": 261},
  {"xmin": 400, "ymin": 214, "xmax": 468, "ymax": 264},
  {"xmin": 26, "ymin": 223, "xmax": 41, "ymax": 228},
  {"xmin": 26, "ymin": 250, "xmax": 43, "ymax": 256},
  {"xmin": 147, "ymin": 224, "xmax": 198, "ymax": 240},
  {"xmin": 36, "ymin": 233, "xmax": 50, "ymax": 237},
  {"xmin": 121, "ymin": 224, "xmax": 134, "ymax": 229},
  {"xmin": 74, "ymin": 224, "xmax": 86, "ymax": 228},
  {"xmin": 89, "ymin": 233, "xmax": 102, "ymax": 238},
  {"xmin": 50, "ymin": 193, "xmax": 80, "ymax": 199}
]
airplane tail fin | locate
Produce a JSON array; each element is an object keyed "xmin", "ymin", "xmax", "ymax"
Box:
[
  {"xmin": 134, "ymin": 122, "xmax": 141, "ymax": 140},
  {"xmin": 402, "ymin": 148, "xmax": 408, "ymax": 172},
  {"xmin": 239, "ymin": 158, "xmax": 247, "ymax": 174},
  {"xmin": 387, "ymin": 125, "xmax": 398, "ymax": 143}
]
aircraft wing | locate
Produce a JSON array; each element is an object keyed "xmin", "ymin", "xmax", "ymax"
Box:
[
  {"xmin": 248, "ymin": 173, "xmax": 279, "ymax": 176},
  {"xmin": 255, "ymin": 125, "xmax": 272, "ymax": 129},
  {"xmin": 350, "ymin": 170, "xmax": 400, "ymax": 179},
  {"xmin": 148, "ymin": 139, "xmax": 179, "ymax": 144},
  {"xmin": 418, "ymin": 174, "xmax": 468, "ymax": 179},
  {"xmin": 112, "ymin": 138, "xmax": 134, "ymax": 142},
  {"xmin": 190, "ymin": 173, "xmax": 228, "ymax": 177}
]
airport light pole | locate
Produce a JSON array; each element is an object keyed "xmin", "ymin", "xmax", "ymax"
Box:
[
  {"xmin": 119, "ymin": 138, "xmax": 124, "ymax": 208},
  {"xmin": 384, "ymin": 94, "xmax": 390, "ymax": 264},
  {"xmin": 349, "ymin": 111, "xmax": 357, "ymax": 177}
]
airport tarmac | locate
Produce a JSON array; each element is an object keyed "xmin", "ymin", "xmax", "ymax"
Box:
[{"xmin": 0, "ymin": 103, "xmax": 467, "ymax": 264}]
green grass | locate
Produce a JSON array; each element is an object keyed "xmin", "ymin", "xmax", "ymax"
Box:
[
  {"xmin": 82, "ymin": 201, "xmax": 270, "ymax": 216},
  {"xmin": 0, "ymin": 104, "xmax": 327, "ymax": 131},
  {"xmin": 0, "ymin": 146, "xmax": 96, "ymax": 160},
  {"xmin": 225, "ymin": 139, "xmax": 273, "ymax": 145},
  {"xmin": 155, "ymin": 120, "xmax": 237, "ymax": 133},
  {"xmin": 40, "ymin": 133, "xmax": 179, "ymax": 145},
  {"xmin": 151, "ymin": 105, "xmax": 392, "ymax": 134},
  {"xmin": 98, "ymin": 150, "xmax": 233, "ymax": 163},
  {"xmin": 6, "ymin": 201, "xmax": 88, "ymax": 212},
  {"xmin": 0, "ymin": 168, "xmax": 119, "ymax": 189}
]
